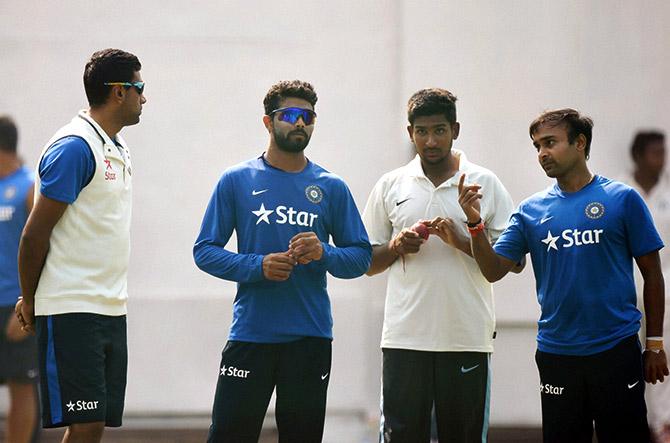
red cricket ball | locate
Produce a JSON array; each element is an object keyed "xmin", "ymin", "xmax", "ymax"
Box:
[{"xmin": 411, "ymin": 222, "xmax": 429, "ymax": 240}]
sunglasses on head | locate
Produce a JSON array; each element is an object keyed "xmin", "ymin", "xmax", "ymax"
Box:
[
  {"xmin": 269, "ymin": 107, "xmax": 316, "ymax": 125},
  {"xmin": 104, "ymin": 81, "xmax": 145, "ymax": 94}
]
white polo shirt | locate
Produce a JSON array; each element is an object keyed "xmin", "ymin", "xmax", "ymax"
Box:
[
  {"xmin": 363, "ymin": 150, "xmax": 514, "ymax": 352},
  {"xmin": 620, "ymin": 172, "xmax": 670, "ymax": 279},
  {"xmin": 618, "ymin": 172, "xmax": 670, "ymax": 430}
]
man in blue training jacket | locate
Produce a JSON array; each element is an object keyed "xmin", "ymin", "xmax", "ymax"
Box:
[
  {"xmin": 458, "ymin": 108, "xmax": 668, "ymax": 443},
  {"xmin": 193, "ymin": 80, "xmax": 372, "ymax": 443},
  {"xmin": 0, "ymin": 115, "xmax": 38, "ymax": 443}
]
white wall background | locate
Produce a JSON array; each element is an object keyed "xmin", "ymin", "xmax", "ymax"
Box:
[{"xmin": 1, "ymin": 0, "xmax": 668, "ymax": 427}]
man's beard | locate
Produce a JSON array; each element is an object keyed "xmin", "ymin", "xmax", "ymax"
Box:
[{"xmin": 274, "ymin": 127, "xmax": 310, "ymax": 153}]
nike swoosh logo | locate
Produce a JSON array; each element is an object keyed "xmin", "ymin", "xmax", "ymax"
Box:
[
  {"xmin": 628, "ymin": 381, "xmax": 639, "ymax": 389},
  {"xmin": 540, "ymin": 216, "xmax": 553, "ymax": 224},
  {"xmin": 396, "ymin": 198, "xmax": 411, "ymax": 206},
  {"xmin": 321, "ymin": 373, "xmax": 329, "ymax": 380},
  {"xmin": 252, "ymin": 189, "xmax": 269, "ymax": 196},
  {"xmin": 460, "ymin": 364, "xmax": 480, "ymax": 374}
]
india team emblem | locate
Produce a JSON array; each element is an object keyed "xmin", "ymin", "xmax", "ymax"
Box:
[
  {"xmin": 585, "ymin": 202, "xmax": 605, "ymax": 219},
  {"xmin": 4, "ymin": 186, "xmax": 16, "ymax": 200},
  {"xmin": 305, "ymin": 185, "xmax": 323, "ymax": 204}
]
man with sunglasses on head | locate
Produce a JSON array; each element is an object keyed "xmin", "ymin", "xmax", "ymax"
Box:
[
  {"xmin": 16, "ymin": 48, "xmax": 145, "ymax": 443},
  {"xmin": 194, "ymin": 80, "xmax": 371, "ymax": 442}
]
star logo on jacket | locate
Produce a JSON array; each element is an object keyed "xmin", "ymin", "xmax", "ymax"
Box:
[
  {"xmin": 541, "ymin": 228, "xmax": 604, "ymax": 252},
  {"xmin": 542, "ymin": 230, "xmax": 560, "ymax": 251},
  {"xmin": 252, "ymin": 203, "xmax": 274, "ymax": 224},
  {"xmin": 104, "ymin": 159, "xmax": 117, "ymax": 181}
]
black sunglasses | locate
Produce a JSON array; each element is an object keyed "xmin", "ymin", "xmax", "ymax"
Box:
[{"xmin": 104, "ymin": 81, "xmax": 145, "ymax": 94}]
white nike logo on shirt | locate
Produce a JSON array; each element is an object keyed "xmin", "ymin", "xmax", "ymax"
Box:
[
  {"xmin": 628, "ymin": 381, "xmax": 639, "ymax": 389},
  {"xmin": 540, "ymin": 216, "xmax": 553, "ymax": 224},
  {"xmin": 321, "ymin": 373, "xmax": 329, "ymax": 380},
  {"xmin": 460, "ymin": 365, "xmax": 480, "ymax": 374},
  {"xmin": 252, "ymin": 189, "xmax": 269, "ymax": 196}
]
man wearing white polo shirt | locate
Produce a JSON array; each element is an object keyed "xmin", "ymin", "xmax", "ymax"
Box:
[
  {"xmin": 620, "ymin": 130, "xmax": 670, "ymax": 442},
  {"xmin": 362, "ymin": 88, "xmax": 518, "ymax": 443}
]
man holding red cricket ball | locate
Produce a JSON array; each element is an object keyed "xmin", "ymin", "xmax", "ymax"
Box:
[{"xmin": 362, "ymin": 88, "xmax": 520, "ymax": 442}]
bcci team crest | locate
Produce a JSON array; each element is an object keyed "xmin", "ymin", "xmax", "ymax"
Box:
[
  {"xmin": 305, "ymin": 185, "xmax": 323, "ymax": 204},
  {"xmin": 4, "ymin": 186, "xmax": 16, "ymax": 200},
  {"xmin": 585, "ymin": 202, "xmax": 605, "ymax": 219}
]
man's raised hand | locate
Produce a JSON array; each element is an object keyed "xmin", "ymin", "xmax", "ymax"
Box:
[{"xmin": 458, "ymin": 173, "xmax": 482, "ymax": 223}]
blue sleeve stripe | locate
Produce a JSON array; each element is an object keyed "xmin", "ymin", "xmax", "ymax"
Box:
[
  {"xmin": 39, "ymin": 135, "xmax": 95, "ymax": 187},
  {"xmin": 46, "ymin": 316, "xmax": 63, "ymax": 424}
]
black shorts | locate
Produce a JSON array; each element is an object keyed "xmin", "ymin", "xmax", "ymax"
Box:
[
  {"xmin": 535, "ymin": 334, "xmax": 650, "ymax": 443},
  {"xmin": 36, "ymin": 313, "xmax": 127, "ymax": 428},
  {"xmin": 208, "ymin": 337, "xmax": 332, "ymax": 443},
  {"xmin": 381, "ymin": 348, "xmax": 491, "ymax": 443},
  {"xmin": 0, "ymin": 305, "xmax": 38, "ymax": 384}
]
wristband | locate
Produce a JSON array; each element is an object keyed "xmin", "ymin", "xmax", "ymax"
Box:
[
  {"xmin": 466, "ymin": 218, "xmax": 482, "ymax": 228},
  {"xmin": 467, "ymin": 221, "xmax": 485, "ymax": 237}
]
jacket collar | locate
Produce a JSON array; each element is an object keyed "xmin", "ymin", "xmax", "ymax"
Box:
[{"xmin": 77, "ymin": 110, "xmax": 126, "ymax": 149}]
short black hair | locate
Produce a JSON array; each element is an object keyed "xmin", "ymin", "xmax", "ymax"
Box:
[
  {"xmin": 407, "ymin": 88, "xmax": 458, "ymax": 125},
  {"xmin": 263, "ymin": 80, "xmax": 317, "ymax": 115},
  {"xmin": 630, "ymin": 131, "xmax": 665, "ymax": 161},
  {"xmin": 83, "ymin": 48, "xmax": 141, "ymax": 107},
  {"xmin": 0, "ymin": 115, "xmax": 18, "ymax": 154},
  {"xmin": 529, "ymin": 109, "xmax": 594, "ymax": 159}
]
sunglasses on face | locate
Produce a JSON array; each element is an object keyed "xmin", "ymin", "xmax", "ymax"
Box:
[
  {"xmin": 104, "ymin": 81, "xmax": 145, "ymax": 94},
  {"xmin": 269, "ymin": 107, "xmax": 316, "ymax": 125}
]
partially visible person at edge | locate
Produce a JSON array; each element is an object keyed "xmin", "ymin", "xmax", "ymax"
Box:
[
  {"xmin": 362, "ymin": 88, "xmax": 520, "ymax": 442},
  {"xmin": 458, "ymin": 109, "xmax": 668, "ymax": 443},
  {"xmin": 16, "ymin": 48, "xmax": 146, "ymax": 443},
  {"xmin": 193, "ymin": 80, "xmax": 371, "ymax": 443},
  {"xmin": 620, "ymin": 130, "xmax": 670, "ymax": 442},
  {"xmin": 0, "ymin": 115, "xmax": 39, "ymax": 443}
]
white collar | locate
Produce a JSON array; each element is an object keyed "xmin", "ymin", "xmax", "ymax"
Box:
[
  {"xmin": 406, "ymin": 149, "xmax": 472, "ymax": 187},
  {"xmin": 77, "ymin": 110, "xmax": 120, "ymax": 147},
  {"xmin": 624, "ymin": 170, "xmax": 670, "ymax": 196}
]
